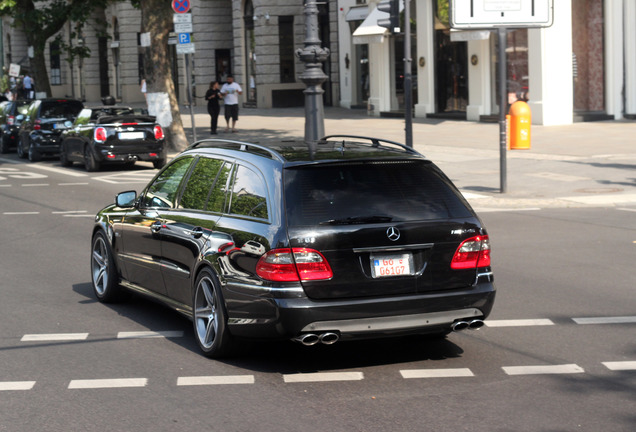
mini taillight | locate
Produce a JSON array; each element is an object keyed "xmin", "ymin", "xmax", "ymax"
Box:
[
  {"xmin": 94, "ymin": 127, "xmax": 107, "ymax": 143},
  {"xmin": 256, "ymin": 248, "xmax": 333, "ymax": 282},
  {"xmin": 451, "ymin": 235, "xmax": 491, "ymax": 270},
  {"xmin": 34, "ymin": 119, "xmax": 41, "ymax": 130},
  {"xmin": 154, "ymin": 125, "xmax": 164, "ymax": 140}
]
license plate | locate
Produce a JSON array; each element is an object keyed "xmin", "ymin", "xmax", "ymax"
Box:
[
  {"xmin": 371, "ymin": 253, "xmax": 413, "ymax": 278},
  {"xmin": 54, "ymin": 123, "xmax": 66, "ymax": 129},
  {"xmin": 118, "ymin": 132, "xmax": 145, "ymax": 140}
]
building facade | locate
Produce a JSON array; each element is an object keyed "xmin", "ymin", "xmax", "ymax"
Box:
[
  {"xmin": 339, "ymin": 0, "xmax": 636, "ymax": 124},
  {"xmin": 1, "ymin": 0, "xmax": 340, "ymax": 110}
]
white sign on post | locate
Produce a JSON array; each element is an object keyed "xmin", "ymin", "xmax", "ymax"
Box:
[{"xmin": 450, "ymin": 0, "xmax": 553, "ymax": 28}]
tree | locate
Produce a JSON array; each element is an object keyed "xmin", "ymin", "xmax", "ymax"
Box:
[
  {"xmin": 0, "ymin": 0, "xmax": 110, "ymax": 97},
  {"xmin": 134, "ymin": 0, "xmax": 188, "ymax": 151}
]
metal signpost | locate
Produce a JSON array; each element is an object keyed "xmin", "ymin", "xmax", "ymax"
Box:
[
  {"xmin": 172, "ymin": 0, "xmax": 196, "ymax": 141},
  {"xmin": 449, "ymin": 0, "xmax": 554, "ymax": 193}
]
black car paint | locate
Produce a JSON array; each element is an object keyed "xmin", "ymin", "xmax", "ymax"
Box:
[
  {"xmin": 93, "ymin": 138, "xmax": 496, "ymax": 355},
  {"xmin": 0, "ymin": 99, "xmax": 31, "ymax": 153}
]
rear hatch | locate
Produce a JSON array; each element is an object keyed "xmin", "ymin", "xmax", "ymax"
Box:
[
  {"xmin": 39, "ymin": 100, "xmax": 84, "ymax": 134},
  {"xmin": 284, "ymin": 160, "xmax": 484, "ymax": 300},
  {"xmin": 99, "ymin": 114, "xmax": 161, "ymax": 150}
]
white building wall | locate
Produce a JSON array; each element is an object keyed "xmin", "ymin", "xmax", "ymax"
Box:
[
  {"xmin": 605, "ymin": 0, "xmax": 624, "ymax": 120},
  {"xmin": 626, "ymin": 0, "xmax": 636, "ymax": 115},
  {"xmin": 414, "ymin": 0, "xmax": 435, "ymax": 117},
  {"xmin": 466, "ymin": 37, "xmax": 492, "ymax": 121}
]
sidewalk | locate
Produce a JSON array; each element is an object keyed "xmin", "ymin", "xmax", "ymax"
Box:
[{"xmin": 178, "ymin": 105, "xmax": 636, "ymax": 211}]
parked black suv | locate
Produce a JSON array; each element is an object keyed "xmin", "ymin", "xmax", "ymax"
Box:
[
  {"xmin": 92, "ymin": 137, "xmax": 496, "ymax": 357},
  {"xmin": 17, "ymin": 98, "xmax": 84, "ymax": 161},
  {"xmin": 0, "ymin": 99, "xmax": 31, "ymax": 153}
]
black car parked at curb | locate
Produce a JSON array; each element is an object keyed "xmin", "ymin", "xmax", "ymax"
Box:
[
  {"xmin": 60, "ymin": 106, "xmax": 167, "ymax": 171},
  {"xmin": 17, "ymin": 98, "xmax": 84, "ymax": 161},
  {"xmin": 91, "ymin": 136, "xmax": 496, "ymax": 358},
  {"xmin": 0, "ymin": 99, "xmax": 31, "ymax": 153}
]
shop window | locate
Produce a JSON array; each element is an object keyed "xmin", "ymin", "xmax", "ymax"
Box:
[
  {"xmin": 50, "ymin": 41, "xmax": 61, "ymax": 86},
  {"xmin": 279, "ymin": 16, "xmax": 295, "ymax": 83}
]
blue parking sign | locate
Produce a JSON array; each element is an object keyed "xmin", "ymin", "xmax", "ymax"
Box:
[{"xmin": 178, "ymin": 33, "xmax": 191, "ymax": 44}]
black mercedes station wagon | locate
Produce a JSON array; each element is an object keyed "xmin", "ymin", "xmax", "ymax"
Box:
[{"xmin": 91, "ymin": 136, "xmax": 496, "ymax": 357}]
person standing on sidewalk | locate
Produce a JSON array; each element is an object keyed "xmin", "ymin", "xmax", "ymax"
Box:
[
  {"xmin": 205, "ymin": 81, "xmax": 221, "ymax": 134},
  {"xmin": 220, "ymin": 75, "xmax": 242, "ymax": 132}
]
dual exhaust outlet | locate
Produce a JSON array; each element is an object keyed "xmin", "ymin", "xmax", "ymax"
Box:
[
  {"xmin": 293, "ymin": 332, "xmax": 340, "ymax": 346},
  {"xmin": 451, "ymin": 319, "xmax": 485, "ymax": 332}
]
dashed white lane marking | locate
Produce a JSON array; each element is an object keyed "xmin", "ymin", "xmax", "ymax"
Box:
[
  {"xmin": 2, "ymin": 211, "xmax": 39, "ymax": 215},
  {"xmin": 471, "ymin": 207, "xmax": 541, "ymax": 213},
  {"xmin": 283, "ymin": 372, "xmax": 364, "ymax": 383},
  {"xmin": 59, "ymin": 182, "xmax": 90, "ymax": 186},
  {"xmin": 572, "ymin": 316, "xmax": 636, "ymax": 325},
  {"xmin": 527, "ymin": 172, "xmax": 590, "ymax": 182},
  {"xmin": 52, "ymin": 210, "xmax": 87, "ymax": 215},
  {"xmin": 21, "ymin": 183, "xmax": 49, "ymax": 187},
  {"xmin": 117, "ymin": 331, "xmax": 184, "ymax": 339},
  {"xmin": 602, "ymin": 361, "xmax": 636, "ymax": 371},
  {"xmin": 617, "ymin": 207, "xmax": 636, "ymax": 212},
  {"xmin": 21, "ymin": 333, "xmax": 89, "ymax": 342},
  {"xmin": 502, "ymin": 364, "xmax": 584, "ymax": 376},
  {"xmin": 486, "ymin": 319, "xmax": 555, "ymax": 327},
  {"xmin": 177, "ymin": 375, "xmax": 255, "ymax": 386},
  {"xmin": 0, "ymin": 381, "xmax": 36, "ymax": 391},
  {"xmin": 68, "ymin": 378, "xmax": 148, "ymax": 389},
  {"xmin": 400, "ymin": 368, "xmax": 474, "ymax": 379},
  {"xmin": 28, "ymin": 164, "xmax": 88, "ymax": 177},
  {"xmin": 560, "ymin": 193, "xmax": 636, "ymax": 205}
]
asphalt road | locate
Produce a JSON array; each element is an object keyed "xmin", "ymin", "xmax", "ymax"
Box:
[{"xmin": 1, "ymin": 155, "xmax": 635, "ymax": 432}]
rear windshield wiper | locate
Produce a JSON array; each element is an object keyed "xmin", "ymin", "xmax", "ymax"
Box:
[{"xmin": 319, "ymin": 216, "xmax": 393, "ymax": 225}]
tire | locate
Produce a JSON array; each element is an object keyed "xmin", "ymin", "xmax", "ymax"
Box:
[
  {"xmin": 0, "ymin": 134, "xmax": 9, "ymax": 154},
  {"xmin": 90, "ymin": 231, "xmax": 124, "ymax": 302},
  {"xmin": 153, "ymin": 158, "xmax": 167, "ymax": 169},
  {"xmin": 193, "ymin": 269, "xmax": 234, "ymax": 358},
  {"xmin": 59, "ymin": 141, "xmax": 73, "ymax": 167},
  {"xmin": 84, "ymin": 146, "xmax": 100, "ymax": 172},
  {"xmin": 27, "ymin": 140, "xmax": 41, "ymax": 162},
  {"xmin": 16, "ymin": 137, "xmax": 26, "ymax": 159}
]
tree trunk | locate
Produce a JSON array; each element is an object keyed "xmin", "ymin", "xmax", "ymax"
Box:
[{"xmin": 139, "ymin": 0, "xmax": 188, "ymax": 152}]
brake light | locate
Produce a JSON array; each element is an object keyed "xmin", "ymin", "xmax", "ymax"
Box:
[
  {"xmin": 256, "ymin": 248, "xmax": 333, "ymax": 282},
  {"xmin": 94, "ymin": 127, "xmax": 107, "ymax": 143},
  {"xmin": 451, "ymin": 235, "xmax": 491, "ymax": 269},
  {"xmin": 7, "ymin": 115, "xmax": 14, "ymax": 126},
  {"xmin": 34, "ymin": 119, "xmax": 41, "ymax": 130},
  {"xmin": 154, "ymin": 125, "xmax": 164, "ymax": 140}
]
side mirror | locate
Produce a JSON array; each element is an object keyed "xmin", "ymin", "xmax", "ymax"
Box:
[
  {"xmin": 64, "ymin": 120, "xmax": 73, "ymax": 128},
  {"xmin": 116, "ymin": 190, "xmax": 137, "ymax": 208}
]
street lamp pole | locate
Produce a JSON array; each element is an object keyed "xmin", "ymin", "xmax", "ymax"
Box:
[{"xmin": 296, "ymin": 1, "xmax": 330, "ymax": 145}]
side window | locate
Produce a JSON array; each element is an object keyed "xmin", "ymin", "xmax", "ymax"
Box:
[
  {"xmin": 179, "ymin": 157, "xmax": 224, "ymax": 211},
  {"xmin": 141, "ymin": 157, "xmax": 193, "ymax": 209},
  {"xmin": 228, "ymin": 165, "xmax": 269, "ymax": 220},
  {"xmin": 207, "ymin": 163, "xmax": 233, "ymax": 213}
]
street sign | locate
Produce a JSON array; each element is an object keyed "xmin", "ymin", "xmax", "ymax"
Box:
[
  {"xmin": 450, "ymin": 0, "xmax": 553, "ymax": 29},
  {"xmin": 178, "ymin": 33, "xmax": 191, "ymax": 44},
  {"xmin": 174, "ymin": 22, "xmax": 193, "ymax": 33},
  {"xmin": 176, "ymin": 43, "xmax": 195, "ymax": 54},
  {"xmin": 172, "ymin": 0, "xmax": 190, "ymax": 14},
  {"xmin": 173, "ymin": 13, "xmax": 192, "ymax": 24}
]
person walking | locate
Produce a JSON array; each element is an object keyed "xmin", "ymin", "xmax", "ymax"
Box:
[
  {"xmin": 22, "ymin": 73, "xmax": 34, "ymax": 99},
  {"xmin": 220, "ymin": 75, "xmax": 242, "ymax": 133},
  {"xmin": 205, "ymin": 81, "xmax": 221, "ymax": 134}
]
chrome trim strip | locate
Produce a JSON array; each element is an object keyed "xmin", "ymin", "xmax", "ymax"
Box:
[
  {"xmin": 226, "ymin": 281, "xmax": 305, "ymax": 294},
  {"xmin": 353, "ymin": 243, "xmax": 434, "ymax": 253},
  {"xmin": 300, "ymin": 308, "xmax": 483, "ymax": 334}
]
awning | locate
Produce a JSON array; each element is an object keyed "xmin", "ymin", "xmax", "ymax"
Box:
[
  {"xmin": 345, "ymin": 5, "xmax": 369, "ymax": 22},
  {"xmin": 352, "ymin": 2, "xmax": 404, "ymax": 45}
]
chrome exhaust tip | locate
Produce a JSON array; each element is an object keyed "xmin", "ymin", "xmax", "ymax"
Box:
[
  {"xmin": 319, "ymin": 332, "xmax": 339, "ymax": 345},
  {"xmin": 451, "ymin": 321, "xmax": 470, "ymax": 332},
  {"xmin": 294, "ymin": 333, "xmax": 320, "ymax": 346},
  {"xmin": 468, "ymin": 319, "xmax": 485, "ymax": 330}
]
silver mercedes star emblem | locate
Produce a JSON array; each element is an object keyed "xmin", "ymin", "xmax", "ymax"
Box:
[{"xmin": 386, "ymin": 226, "xmax": 400, "ymax": 241}]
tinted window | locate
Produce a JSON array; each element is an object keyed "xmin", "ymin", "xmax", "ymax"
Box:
[
  {"xmin": 179, "ymin": 157, "xmax": 225, "ymax": 211},
  {"xmin": 228, "ymin": 165, "xmax": 268, "ymax": 220},
  {"xmin": 40, "ymin": 101, "xmax": 84, "ymax": 119},
  {"xmin": 207, "ymin": 163, "xmax": 232, "ymax": 213},
  {"xmin": 284, "ymin": 161, "xmax": 472, "ymax": 226},
  {"xmin": 141, "ymin": 157, "xmax": 193, "ymax": 208}
]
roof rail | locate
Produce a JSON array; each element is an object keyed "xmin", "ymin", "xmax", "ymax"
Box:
[
  {"xmin": 187, "ymin": 138, "xmax": 286, "ymax": 162},
  {"xmin": 320, "ymin": 135, "xmax": 422, "ymax": 156}
]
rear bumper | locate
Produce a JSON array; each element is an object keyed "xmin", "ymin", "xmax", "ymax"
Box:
[
  {"xmin": 224, "ymin": 281, "xmax": 496, "ymax": 340},
  {"xmin": 94, "ymin": 144, "xmax": 165, "ymax": 163}
]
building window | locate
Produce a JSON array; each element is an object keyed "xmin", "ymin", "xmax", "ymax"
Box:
[
  {"xmin": 50, "ymin": 41, "xmax": 61, "ymax": 85},
  {"xmin": 279, "ymin": 16, "xmax": 295, "ymax": 83}
]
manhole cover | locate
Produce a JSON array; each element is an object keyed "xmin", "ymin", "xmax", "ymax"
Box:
[{"xmin": 575, "ymin": 187, "xmax": 624, "ymax": 194}]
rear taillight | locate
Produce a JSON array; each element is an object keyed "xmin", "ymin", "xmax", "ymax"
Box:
[
  {"xmin": 154, "ymin": 125, "xmax": 164, "ymax": 140},
  {"xmin": 7, "ymin": 115, "xmax": 14, "ymax": 126},
  {"xmin": 256, "ymin": 248, "xmax": 333, "ymax": 282},
  {"xmin": 34, "ymin": 119, "xmax": 41, "ymax": 130},
  {"xmin": 451, "ymin": 235, "xmax": 491, "ymax": 269},
  {"xmin": 94, "ymin": 127, "xmax": 107, "ymax": 143}
]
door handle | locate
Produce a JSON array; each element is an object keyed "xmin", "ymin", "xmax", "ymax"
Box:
[
  {"xmin": 188, "ymin": 226, "xmax": 204, "ymax": 239},
  {"xmin": 150, "ymin": 221, "xmax": 163, "ymax": 233}
]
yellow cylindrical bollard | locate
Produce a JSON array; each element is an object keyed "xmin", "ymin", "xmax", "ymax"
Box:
[{"xmin": 508, "ymin": 101, "xmax": 531, "ymax": 150}]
